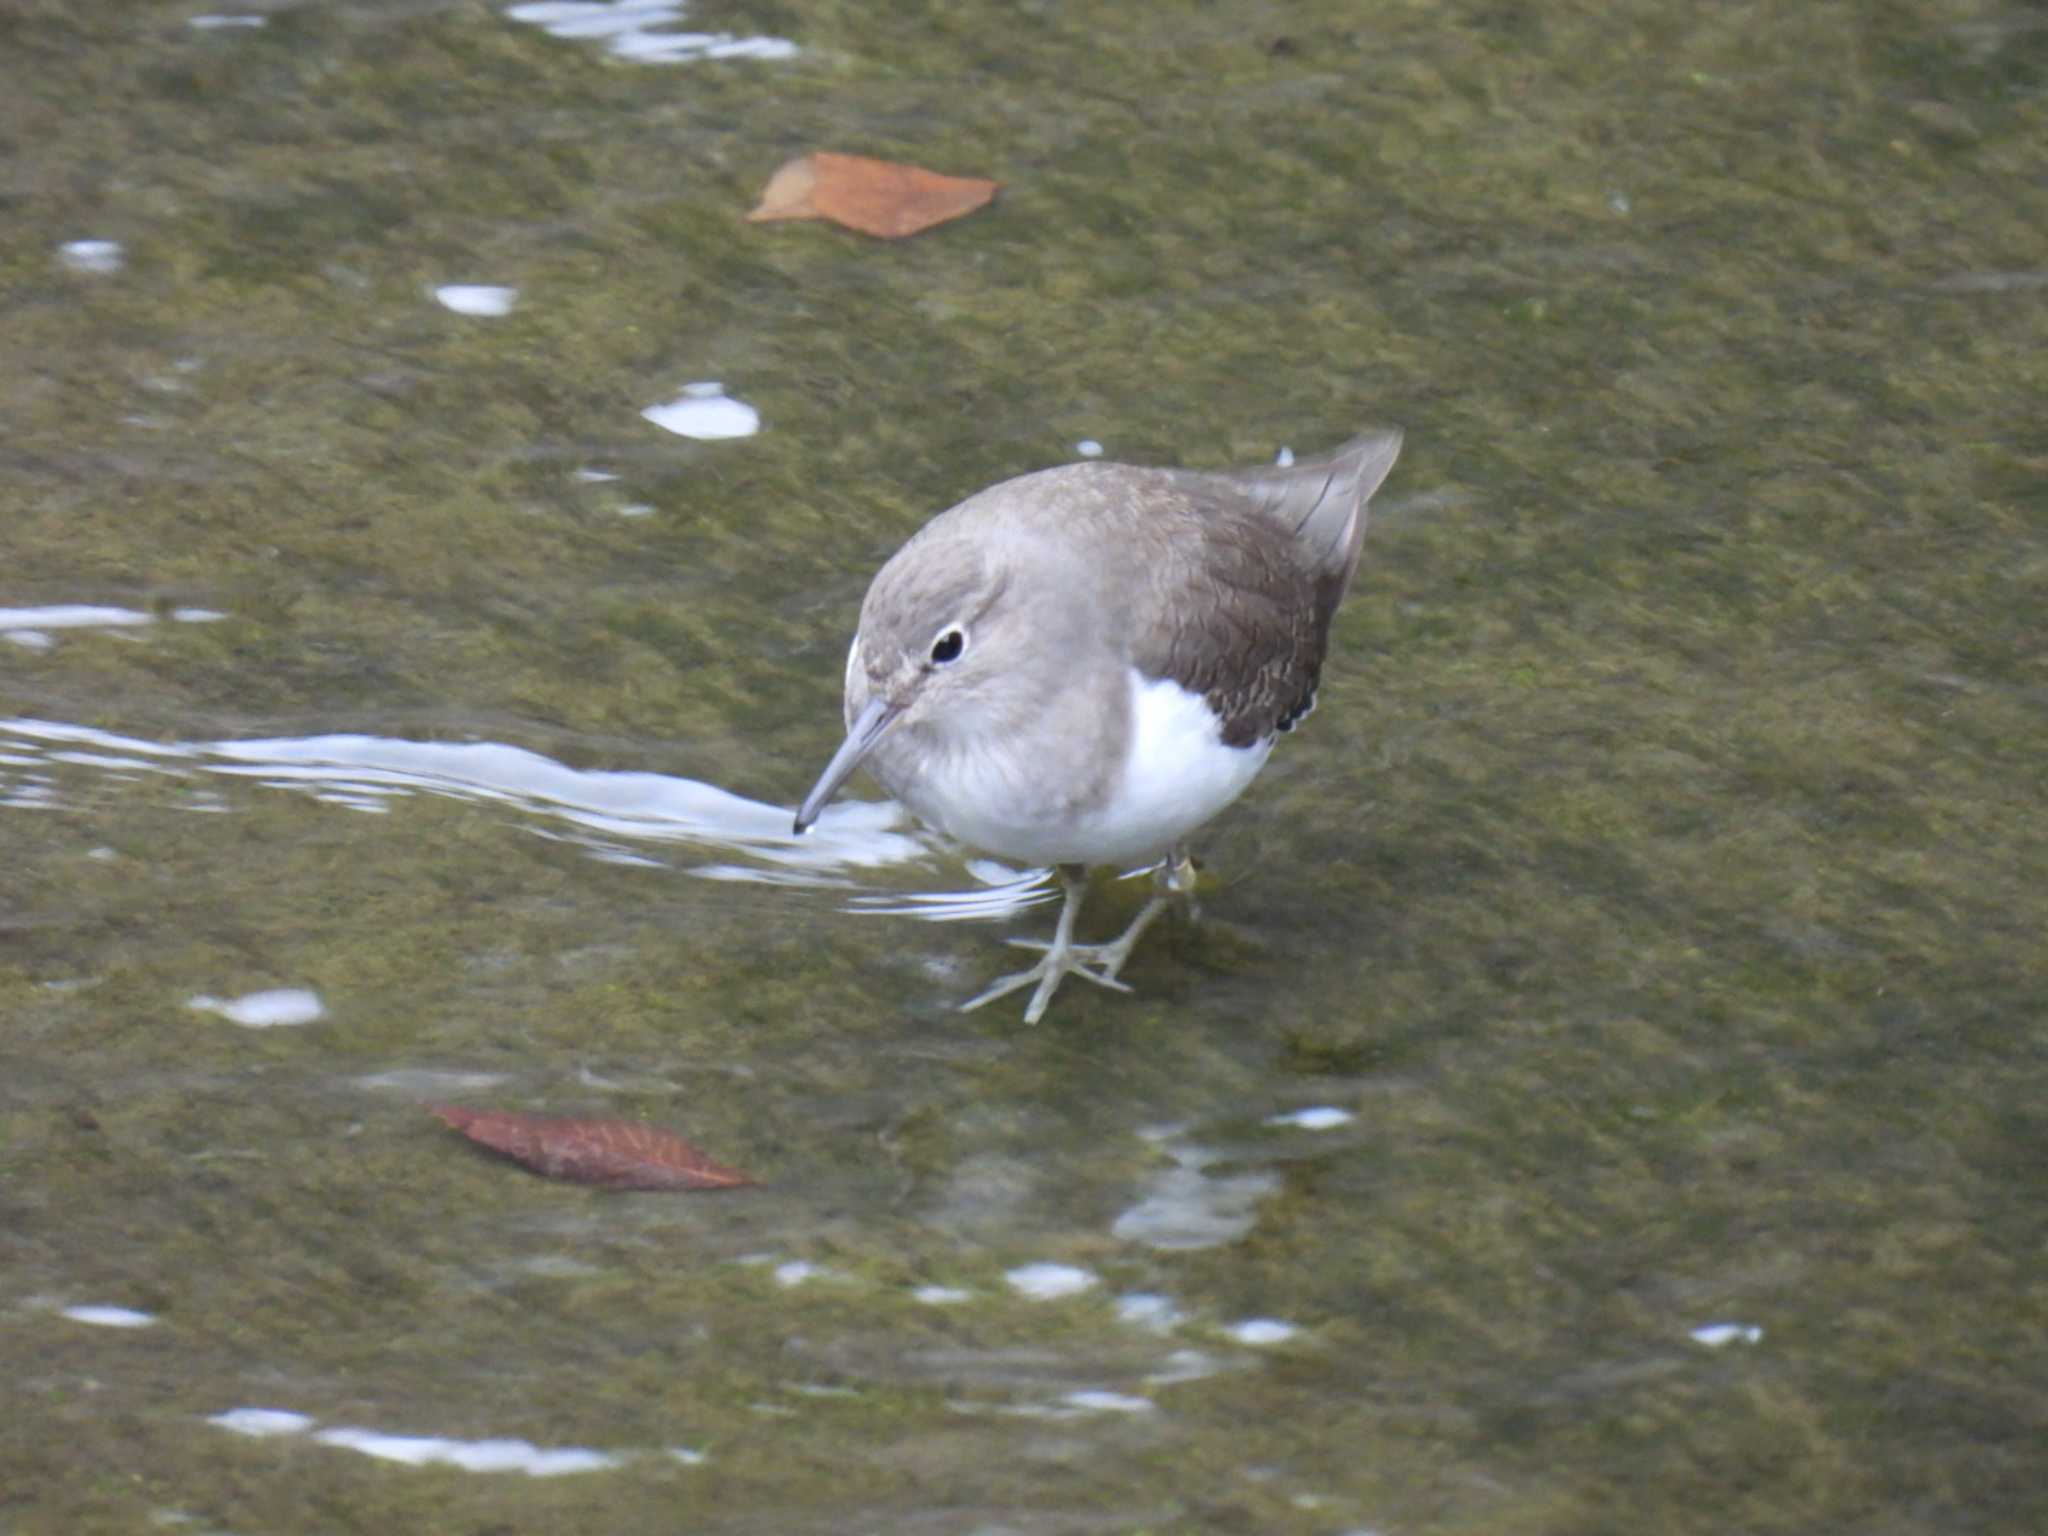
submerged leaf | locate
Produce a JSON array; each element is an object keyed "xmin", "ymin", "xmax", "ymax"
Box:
[
  {"xmin": 746, "ymin": 152, "xmax": 999, "ymax": 239},
  {"xmin": 428, "ymin": 1104, "xmax": 753, "ymax": 1191}
]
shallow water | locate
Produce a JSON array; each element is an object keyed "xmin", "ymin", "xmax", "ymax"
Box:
[{"xmin": 4, "ymin": 2, "xmax": 2045, "ymax": 1532}]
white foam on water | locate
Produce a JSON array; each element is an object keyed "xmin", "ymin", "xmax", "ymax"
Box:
[
  {"xmin": 0, "ymin": 601, "xmax": 222, "ymax": 657},
  {"xmin": 1689, "ymin": 1322, "xmax": 1764, "ymax": 1347},
  {"xmin": 60, "ymin": 240, "xmax": 124, "ymax": 274},
  {"xmin": 1060, "ymin": 1390, "xmax": 1153, "ymax": 1414},
  {"xmin": 434, "ymin": 284, "xmax": 518, "ymax": 316},
  {"xmin": 50, "ymin": 750, "xmax": 179, "ymax": 774},
  {"xmin": 354, "ymin": 1069, "xmax": 513, "ymax": 1095},
  {"xmin": 190, "ymin": 14, "xmax": 268, "ymax": 28},
  {"xmin": 641, "ymin": 382, "xmax": 760, "ymax": 440},
  {"xmin": 0, "ymin": 605, "xmax": 223, "ymax": 632},
  {"xmin": 211, "ymin": 1405, "xmax": 623, "ymax": 1475},
  {"xmin": 504, "ymin": 1, "xmax": 796, "ymax": 64},
  {"xmin": 209, "ymin": 1407, "xmax": 315, "ymax": 1437},
  {"xmin": 61, "ymin": 1304, "xmax": 156, "ymax": 1328},
  {"xmin": 312, "ymin": 1426, "xmax": 618, "ymax": 1476},
  {"xmin": 913, "ymin": 1285, "xmax": 972, "ymax": 1306},
  {"xmin": 1003, "ymin": 1262, "xmax": 1097, "ymax": 1301},
  {"xmin": 1265, "ymin": 1105, "xmax": 1353, "ymax": 1130},
  {"xmin": 1226, "ymin": 1317, "xmax": 1299, "ymax": 1346},
  {"xmin": 186, "ymin": 987, "xmax": 325, "ymax": 1027}
]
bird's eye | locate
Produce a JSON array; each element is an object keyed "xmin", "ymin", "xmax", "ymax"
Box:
[{"xmin": 929, "ymin": 627, "xmax": 966, "ymax": 666}]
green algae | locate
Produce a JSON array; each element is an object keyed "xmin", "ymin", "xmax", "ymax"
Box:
[{"xmin": 2, "ymin": 0, "xmax": 2046, "ymax": 1532}]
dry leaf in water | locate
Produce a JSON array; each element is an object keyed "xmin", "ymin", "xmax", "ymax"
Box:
[
  {"xmin": 746, "ymin": 153, "xmax": 998, "ymax": 239},
  {"xmin": 429, "ymin": 1104, "xmax": 753, "ymax": 1191}
]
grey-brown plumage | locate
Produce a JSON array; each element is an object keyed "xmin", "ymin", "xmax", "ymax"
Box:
[
  {"xmin": 1135, "ymin": 445, "xmax": 1387, "ymax": 744},
  {"xmin": 794, "ymin": 428, "xmax": 1402, "ymax": 1022}
]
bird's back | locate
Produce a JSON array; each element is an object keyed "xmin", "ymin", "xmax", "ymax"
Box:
[{"xmin": 902, "ymin": 430, "xmax": 1402, "ymax": 751}]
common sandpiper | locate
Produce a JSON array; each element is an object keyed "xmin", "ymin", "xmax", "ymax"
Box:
[{"xmin": 795, "ymin": 429, "xmax": 1403, "ymax": 1022}]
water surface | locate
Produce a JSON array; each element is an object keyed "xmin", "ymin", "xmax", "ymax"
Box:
[{"xmin": 3, "ymin": 2, "xmax": 2044, "ymax": 1532}]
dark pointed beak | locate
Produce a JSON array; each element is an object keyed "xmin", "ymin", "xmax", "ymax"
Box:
[{"xmin": 793, "ymin": 695, "xmax": 901, "ymax": 834}]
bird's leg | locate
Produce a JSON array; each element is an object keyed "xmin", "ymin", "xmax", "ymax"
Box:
[
  {"xmin": 959, "ymin": 864, "xmax": 1134, "ymax": 1024},
  {"xmin": 1161, "ymin": 846, "xmax": 1199, "ymax": 920},
  {"xmin": 1068, "ymin": 846, "xmax": 1195, "ymax": 980},
  {"xmin": 960, "ymin": 850, "xmax": 1199, "ymax": 1024}
]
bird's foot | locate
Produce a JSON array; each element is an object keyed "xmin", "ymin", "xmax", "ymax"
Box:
[
  {"xmin": 959, "ymin": 938, "xmax": 1137, "ymax": 1024},
  {"xmin": 960, "ymin": 888, "xmax": 1171, "ymax": 1024}
]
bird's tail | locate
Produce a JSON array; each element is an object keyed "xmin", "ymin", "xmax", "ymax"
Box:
[{"xmin": 1224, "ymin": 428, "xmax": 1403, "ymax": 599}]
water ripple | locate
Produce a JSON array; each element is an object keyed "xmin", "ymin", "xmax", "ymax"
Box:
[
  {"xmin": 503, "ymin": 1, "xmax": 796, "ymax": 65},
  {"xmin": 0, "ymin": 716, "xmax": 1049, "ymax": 923}
]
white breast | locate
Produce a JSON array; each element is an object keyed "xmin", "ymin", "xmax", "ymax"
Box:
[
  {"xmin": 898, "ymin": 669, "xmax": 1272, "ymax": 868},
  {"xmin": 1078, "ymin": 670, "xmax": 1273, "ymax": 863}
]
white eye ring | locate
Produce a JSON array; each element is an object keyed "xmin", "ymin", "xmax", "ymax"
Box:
[{"xmin": 928, "ymin": 624, "xmax": 968, "ymax": 666}]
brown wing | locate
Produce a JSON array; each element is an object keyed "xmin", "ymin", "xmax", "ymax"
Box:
[
  {"xmin": 1131, "ymin": 503, "xmax": 1329, "ymax": 748},
  {"xmin": 1131, "ymin": 432, "xmax": 1401, "ymax": 746}
]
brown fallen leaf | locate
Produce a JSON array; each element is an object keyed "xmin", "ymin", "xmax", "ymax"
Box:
[
  {"xmin": 428, "ymin": 1104, "xmax": 754, "ymax": 1191},
  {"xmin": 746, "ymin": 152, "xmax": 998, "ymax": 240}
]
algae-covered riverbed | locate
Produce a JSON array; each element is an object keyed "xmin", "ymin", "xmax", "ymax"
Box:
[{"xmin": 2, "ymin": 2, "xmax": 2044, "ymax": 1532}]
